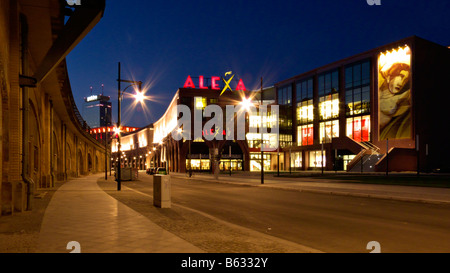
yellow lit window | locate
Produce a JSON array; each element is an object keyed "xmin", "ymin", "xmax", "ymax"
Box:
[
  {"xmin": 194, "ymin": 97, "xmax": 207, "ymax": 110},
  {"xmin": 309, "ymin": 150, "xmax": 326, "ymax": 168},
  {"xmin": 320, "ymin": 120, "xmax": 339, "ymax": 144},
  {"xmin": 319, "ymin": 94, "xmax": 339, "ymax": 120},
  {"xmin": 297, "ymin": 100, "xmax": 314, "ymax": 124}
]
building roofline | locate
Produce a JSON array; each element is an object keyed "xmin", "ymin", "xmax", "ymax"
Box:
[{"xmin": 274, "ymin": 35, "xmax": 445, "ymax": 87}]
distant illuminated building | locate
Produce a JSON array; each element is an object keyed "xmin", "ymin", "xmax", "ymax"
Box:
[
  {"xmin": 89, "ymin": 126, "xmax": 140, "ymax": 145},
  {"xmin": 82, "ymin": 94, "xmax": 112, "ymax": 128}
]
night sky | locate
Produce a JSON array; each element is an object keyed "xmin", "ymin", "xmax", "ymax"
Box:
[{"xmin": 66, "ymin": 0, "xmax": 450, "ymax": 128}]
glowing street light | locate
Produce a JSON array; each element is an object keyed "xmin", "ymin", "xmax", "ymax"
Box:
[
  {"xmin": 134, "ymin": 90, "xmax": 145, "ymax": 103},
  {"xmin": 240, "ymin": 97, "xmax": 253, "ymax": 110}
]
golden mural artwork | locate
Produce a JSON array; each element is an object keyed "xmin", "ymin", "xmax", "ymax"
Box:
[{"xmin": 378, "ymin": 45, "xmax": 412, "ymax": 140}]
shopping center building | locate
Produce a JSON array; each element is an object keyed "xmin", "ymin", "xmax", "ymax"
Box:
[
  {"xmin": 112, "ymin": 36, "xmax": 450, "ymax": 174},
  {"xmin": 275, "ymin": 36, "xmax": 450, "ymax": 173},
  {"xmin": 112, "ymin": 84, "xmax": 277, "ymax": 173}
]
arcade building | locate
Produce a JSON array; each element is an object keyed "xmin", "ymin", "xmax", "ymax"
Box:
[{"xmin": 113, "ymin": 36, "xmax": 450, "ymax": 174}]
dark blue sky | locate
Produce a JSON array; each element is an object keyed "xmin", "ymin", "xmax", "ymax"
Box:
[{"xmin": 66, "ymin": 0, "xmax": 450, "ymax": 128}]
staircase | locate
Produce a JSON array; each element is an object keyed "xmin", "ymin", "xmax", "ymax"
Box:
[{"xmin": 347, "ymin": 141, "xmax": 383, "ymax": 173}]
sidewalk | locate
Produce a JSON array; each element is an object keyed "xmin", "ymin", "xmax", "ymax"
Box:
[
  {"xmin": 170, "ymin": 172, "xmax": 450, "ymax": 205},
  {"xmin": 36, "ymin": 174, "xmax": 203, "ymax": 253}
]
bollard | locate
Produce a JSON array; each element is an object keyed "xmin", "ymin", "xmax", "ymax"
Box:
[{"xmin": 153, "ymin": 175, "xmax": 171, "ymax": 208}]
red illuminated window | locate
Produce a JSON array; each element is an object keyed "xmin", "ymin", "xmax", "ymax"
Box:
[{"xmin": 347, "ymin": 116, "xmax": 370, "ymax": 142}]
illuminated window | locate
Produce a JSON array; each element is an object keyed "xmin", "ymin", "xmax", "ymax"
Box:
[
  {"xmin": 343, "ymin": 155, "xmax": 356, "ymax": 171},
  {"xmin": 310, "ymin": 150, "xmax": 326, "ymax": 168},
  {"xmin": 290, "ymin": 152, "xmax": 302, "ymax": 169},
  {"xmin": 138, "ymin": 133, "xmax": 147, "ymax": 148},
  {"xmin": 346, "ymin": 115, "xmax": 370, "ymax": 142},
  {"xmin": 320, "ymin": 120, "xmax": 339, "ymax": 144},
  {"xmin": 246, "ymin": 133, "xmax": 277, "ymax": 149},
  {"xmin": 249, "ymin": 112, "xmax": 275, "ymax": 129},
  {"xmin": 297, "ymin": 100, "xmax": 313, "ymax": 124},
  {"xmin": 319, "ymin": 94, "xmax": 339, "ymax": 120},
  {"xmin": 186, "ymin": 159, "xmax": 210, "ymax": 171},
  {"xmin": 297, "ymin": 124, "xmax": 313, "ymax": 146},
  {"xmin": 250, "ymin": 153, "xmax": 271, "ymax": 171},
  {"xmin": 194, "ymin": 97, "xmax": 207, "ymax": 110},
  {"xmin": 279, "ymin": 134, "xmax": 293, "ymax": 148},
  {"xmin": 318, "ymin": 70, "xmax": 339, "ymax": 130}
]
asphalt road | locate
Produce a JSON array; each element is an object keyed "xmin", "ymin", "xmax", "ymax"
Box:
[{"xmin": 102, "ymin": 175, "xmax": 450, "ymax": 253}]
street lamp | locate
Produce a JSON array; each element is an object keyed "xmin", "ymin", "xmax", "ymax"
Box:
[
  {"xmin": 239, "ymin": 80, "xmax": 264, "ymax": 184},
  {"xmin": 116, "ymin": 61, "xmax": 144, "ymax": 191}
]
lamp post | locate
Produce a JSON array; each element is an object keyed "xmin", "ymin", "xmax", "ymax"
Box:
[{"xmin": 117, "ymin": 62, "xmax": 143, "ymax": 191}]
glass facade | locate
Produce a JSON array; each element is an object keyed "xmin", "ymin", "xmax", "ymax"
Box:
[
  {"xmin": 278, "ymin": 85, "xmax": 292, "ymax": 105},
  {"xmin": 318, "ymin": 70, "xmax": 339, "ymax": 119},
  {"xmin": 318, "ymin": 70, "xmax": 340, "ymax": 143},
  {"xmin": 345, "ymin": 60, "xmax": 371, "ymax": 141},
  {"xmin": 278, "ymin": 85, "xmax": 293, "ymax": 148},
  {"xmin": 296, "ymin": 78, "xmax": 314, "ymax": 147},
  {"xmin": 345, "ymin": 61, "xmax": 370, "ymax": 116}
]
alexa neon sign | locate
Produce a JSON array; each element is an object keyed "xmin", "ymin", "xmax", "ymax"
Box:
[{"xmin": 183, "ymin": 72, "xmax": 247, "ymax": 95}]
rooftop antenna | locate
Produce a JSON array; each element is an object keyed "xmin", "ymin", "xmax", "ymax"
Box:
[
  {"xmin": 90, "ymin": 86, "xmax": 93, "ymax": 95},
  {"xmin": 101, "ymin": 84, "xmax": 104, "ymax": 96}
]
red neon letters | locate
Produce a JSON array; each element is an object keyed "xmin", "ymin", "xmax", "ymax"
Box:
[
  {"xmin": 211, "ymin": 76, "xmax": 220, "ymax": 90},
  {"xmin": 183, "ymin": 75, "xmax": 246, "ymax": 91},
  {"xmin": 184, "ymin": 75, "xmax": 195, "ymax": 88}
]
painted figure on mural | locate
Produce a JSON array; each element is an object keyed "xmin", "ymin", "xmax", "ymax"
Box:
[{"xmin": 379, "ymin": 62, "xmax": 411, "ymax": 140}]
